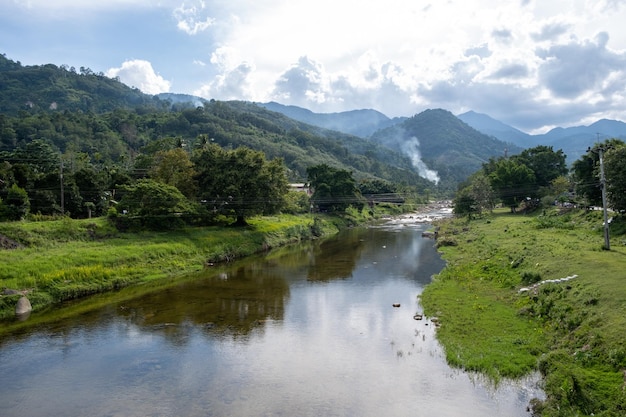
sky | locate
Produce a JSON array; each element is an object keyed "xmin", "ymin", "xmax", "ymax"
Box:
[{"xmin": 2, "ymin": 0, "xmax": 626, "ymax": 134}]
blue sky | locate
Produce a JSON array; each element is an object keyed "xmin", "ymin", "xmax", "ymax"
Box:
[{"xmin": 2, "ymin": 0, "xmax": 626, "ymax": 133}]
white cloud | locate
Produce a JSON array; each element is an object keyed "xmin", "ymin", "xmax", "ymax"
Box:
[
  {"xmin": 173, "ymin": 1, "xmax": 215, "ymax": 35},
  {"xmin": 6, "ymin": 0, "xmax": 626, "ymax": 131},
  {"xmin": 106, "ymin": 60, "xmax": 171, "ymax": 95}
]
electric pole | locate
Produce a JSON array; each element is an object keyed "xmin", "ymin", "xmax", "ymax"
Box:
[
  {"xmin": 589, "ymin": 137, "xmax": 612, "ymax": 250},
  {"xmin": 598, "ymin": 146, "xmax": 610, "ymax": 250},
  {"xmin": 60, "ymin": 156, "xmax": 65, "ymax": 215}
]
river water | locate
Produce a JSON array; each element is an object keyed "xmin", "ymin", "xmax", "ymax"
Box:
[{"xmin": 0, "ymin": 212, "xmax": 542, "ymax": 416}]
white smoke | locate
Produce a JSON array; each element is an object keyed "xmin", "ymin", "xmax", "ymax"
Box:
[{"xmin": 402, "ymin": 137, "xmax": 440, "ymax": 184}]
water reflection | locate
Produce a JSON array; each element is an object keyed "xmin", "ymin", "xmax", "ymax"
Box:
[{"xmin": 0, "ymin": 217, "xmax": 542, "ymax": 417}]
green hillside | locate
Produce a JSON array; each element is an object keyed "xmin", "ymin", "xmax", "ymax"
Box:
[
  {"xmin": 370, "ymin": 109, "xmax": 522, "ymax": 191},
  {"xmin": 0, "ymin": 53, "xmax": 165, "ymax": 114}
]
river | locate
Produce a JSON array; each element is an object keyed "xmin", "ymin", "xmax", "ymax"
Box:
[{"xmin": 0, "ymin": 211, "xmax": 542, "ymax": 416}]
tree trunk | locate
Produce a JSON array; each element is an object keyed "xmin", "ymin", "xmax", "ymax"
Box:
[{"xmin": 233, "ymin": 214, "xmax": 248, "ymax": 227}]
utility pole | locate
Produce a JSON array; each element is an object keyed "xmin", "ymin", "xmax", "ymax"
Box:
[
  {"xmin": 589, "ymin": 136, "xmax": 612, "ymax": 250},
  {"xmin": 60, "ymin": 156, "xmax": 65, "ymax": 215},
  {"xmin": 598, "ymin": 146, "xmax": 610, "ymax": 250}
]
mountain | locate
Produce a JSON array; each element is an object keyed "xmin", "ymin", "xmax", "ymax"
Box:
[
  {"xmin": 458, "ymin": 111, "xmax": 626, "ymax": 163},
  {"xmin": 457, "ymin": 111, "xmax": 533, "ymax": 147},
  {"xmin": 370, "ymin": 109, "xmax": 522, "ymax": 191},
  {"xmin": 0, "ymin": 53, "xmax": 165, "ymax": 114},
  {"xmin": 260, "ymin": 102, "xmax": 405, "ymax": 138}
]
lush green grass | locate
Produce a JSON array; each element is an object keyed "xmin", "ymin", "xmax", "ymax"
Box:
[
  {"xmin": 421, "ymin": 208, "xmax": 626, "ymax": 416},
  {"xmin": 0, "ymin": 214, "xmax": 344, "ymax": 322}
]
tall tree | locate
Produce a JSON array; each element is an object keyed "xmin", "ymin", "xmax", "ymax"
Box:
[
  {"xmin": 604, "ymin": 143, "xmax": 626, "ymax": 212},
  {"xmin": 193, "ymin": 144, "xmax": 289, "ymax": 225},
  {"xmin": 512, "ymin": 145, "xmax": 567, "ymax": 194},
  {"xmin": 487, "ymin": 158, "xmax": 536, "ymax": 212},
  {"xmin": 118, "ymin": 179, "xmax": 192, "ymax": 230},
  {"xmin": 454, "ymin": 171, "xmax": 496, "ymax": 216},
  {"xmin": 307, "ymin": 164, "xmax": 364, "ymax": 212},
  {"xmin": 149, "ymin": 148, "xmax": 197, "ymax": 199}
]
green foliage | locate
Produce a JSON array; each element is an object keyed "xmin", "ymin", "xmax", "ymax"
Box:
[
  {"xmin": 148, "ymin": 147, "xmax": 197, "ymax": 199},
  {"xmin": 369, "ymin": 108, "xmax": 522, "ymax": 192},
  {"xmin": 117, "ymin": 179, "xmax": 192, "ymax": 230},
  {"xmin": 0, "ymin": 213, "xmax": 339, "ymax": 323},
  {"xmin": 485, "ymin": 157, "xmax": 536, "ymax": 211},
  {"xmin": 0, "ymin": 54, "xmax": 165, "ymax": 115},
  {"xmin": 1, "ymin": 183, "xmax": 30, "ymax": 220},
  {"xmin": 282, "ymin": 190, "xmax": 311, "ymax": 214},
  {"xmin": 535, "ymin": 210, "xmax": 576, "ymax": 229},
  {"xmin": 193, "ymin": 143, "xmax": 289, "ymax": 225},
  {"xmin": 604, "ymin": 144, "xmax": 626, "ymax": 212},
  {"xmin": 571, "ymin": 139, "xmax": 625, "ymax": 208},
  {"xmin": 513, "ymin": 145, "xmax": 568, "ymax": 190},
  {"xmin": 307, "ymin": 164, "xmax": 365, "ymax": 212}
]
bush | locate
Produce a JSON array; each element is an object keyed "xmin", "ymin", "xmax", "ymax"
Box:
[{"xmin": 521, "ymin": 271, "xmax": 542, "ymax": 285}]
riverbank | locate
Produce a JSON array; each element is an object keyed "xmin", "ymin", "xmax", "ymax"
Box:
[
  {"xmin": 0, "ymin": 202, "xmax": 422, "ymax": 325},
  {"xmin": 420, "ymin": 208, "xmax": 626, "ymax": 416},
  {"xmin": 0, "ymin": 213, "xmax": 345, "ymax": 323}
]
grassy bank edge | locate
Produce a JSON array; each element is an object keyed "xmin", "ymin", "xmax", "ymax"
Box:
[
  {"xmin": 0, "ymin": 213, "xmax": 347, "ymax": 322},
  {"xmin": 420, "ymin": 208, "xmax": 626, "ymax": 416}
]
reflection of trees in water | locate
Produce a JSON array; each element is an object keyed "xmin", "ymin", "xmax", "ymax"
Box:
[
  {"xmin": 117, "ymin": 263, "xmax": 290, "ymax": 343},
  {"xmin": 306, "ymin": 229, "xmax": 365, "ymax": 282}
]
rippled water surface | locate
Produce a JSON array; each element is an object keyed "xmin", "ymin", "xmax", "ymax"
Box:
[{"xmin": 0, "ymin": 214, "xmax": 542, "ymax": 416}]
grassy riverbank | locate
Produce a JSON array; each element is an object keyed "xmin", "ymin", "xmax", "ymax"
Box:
[
  {"xmin": 0, "ymin": 213, "xmax": 349, "ymax": 323},
  {"xmin": 421, "ymin": 208, "xmax": 626, "ymax": 416}
]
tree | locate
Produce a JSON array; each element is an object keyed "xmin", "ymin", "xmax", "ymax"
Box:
[
  {"xmin": 118, "ymin": 179, "xmax": 192, "ymax": 230},
  {"xmin": 307, "ymin": 164, "xmax": 364, "ymax": 212},
  {"xmin": 486, "ymin": 158, "xmax": 536, "ymax": 212},
  {"xmin": 193, "ymin": 144, "xmax": 289, "ymax": 225},
  {"xmin": 454, "ymin": 171, "xmax": 495, "ymax": 216},
  {"xmin": 604, "ymin": 144, "xmax": 626, "ymax": 212},
  {"xmin": 512, "ymin": 145, "xmax": 567, "ymax": 192},
  {"xmin": 1, "ymin": 184, "xmax": 30, "ymax": 220},
  {"xmin": 149, "ymin": 148, "xmax": 197, "ymax": 199},
  {"xmin": 572, "ymin": 139, "xmax": 624, "ymax": 207}
]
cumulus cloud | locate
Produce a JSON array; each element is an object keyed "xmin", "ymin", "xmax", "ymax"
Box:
[
  {"xmin": 489, "ymin": 63, "xmax": 530, "ymax": 80},
  {"xmin": 173, "ymin": 1, "xmax": 215, "ymax": 35},
  {"xmin": 106, "ymin": 60, "xmax": 171, "ymax": 94},
  {"xmin": 465, "ymin": 44, "xmax": 492, "ymax": 59},
  {"xmin": 195, "ymin": 62, "xmax": 253, "ymax": 100},
  {"xmin": 536, "ymin": 32, "xmax": 626, "ymax": 98},
  {"xmin": 11, "ymin": 0, "xmax": 626, "ymax": 132},
  {"xmin": 531, "ymin": 21, "xmax": 571, "ymax": 42},
  {"xmin": 272, "ymin": 57, "xmax": 328, "ymax": 105},
  {"xmin": 492, "ymin": 28, "xmax": 514, "ymax": 44}
]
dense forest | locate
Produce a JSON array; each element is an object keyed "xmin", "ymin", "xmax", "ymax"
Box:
[{"xmin": 0, "ymin": 54, "xmax": 433, "ymax": 223}]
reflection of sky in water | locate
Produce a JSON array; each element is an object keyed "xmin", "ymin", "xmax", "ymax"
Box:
[{"xmin": 0, "ymin": 219, "xmax": 542, "ymax": 417}]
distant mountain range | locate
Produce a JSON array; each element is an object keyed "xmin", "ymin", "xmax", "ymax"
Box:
[
  {"xmin": 3, "ymin": 52, "xmax": 625, "ymax": 192},
  {"xmin": 457, "ymin": 111, "xmax": 626, "ymax": 163},
  {"xmin": 260, "ymin": 102, "xmax": 406, "ymax": 138},
  {"xmin": 261, "ymin": 102, "xmax": 626, "ymax": 164}
]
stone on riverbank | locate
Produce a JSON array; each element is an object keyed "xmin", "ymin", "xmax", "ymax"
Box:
[{"xmin": 15, "ymin": 296, "xmax": 32, "ymax": 316}]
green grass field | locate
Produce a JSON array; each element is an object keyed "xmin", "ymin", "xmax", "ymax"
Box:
[
  {"xmin": 0, "ymin": 214, "xmax": 342, "ymax": 323},
  {"xmin": 421, "ymin": 208, "xmax": 626, "ymax": 416}
]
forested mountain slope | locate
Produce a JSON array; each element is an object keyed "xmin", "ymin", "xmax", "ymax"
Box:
[
  {"xmin": 0, "ymin": 52, "xmax": 432, "ymax": 190},
  {"xmin": 0, "ymin": 53, "xmax": 165, "ymax": 114},
  {"xmin": 370, "ymin": 109, "xmax": 522, "ymax": 191}
]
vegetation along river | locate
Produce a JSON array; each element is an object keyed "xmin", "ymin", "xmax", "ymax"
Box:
[{"xmin": 0, "ymin": 211, "xmax": 543, "ymax": 416}]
